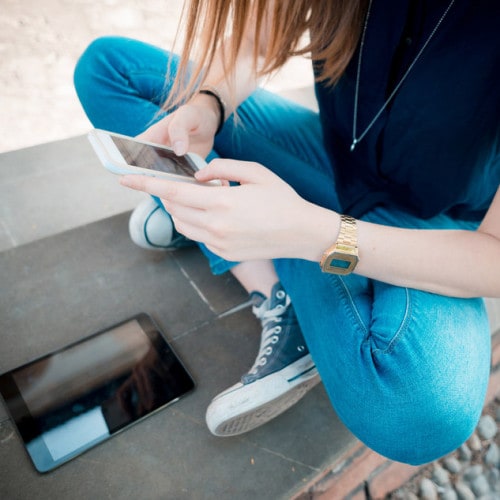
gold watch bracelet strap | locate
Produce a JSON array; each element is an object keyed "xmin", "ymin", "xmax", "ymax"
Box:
[
  {"xmin": 319, "ymin": 214, "xmax": 359, "ymax": 275},
  {"xmin": 336, "ymin": 214, "xmax": 357, "ymax": 248}
]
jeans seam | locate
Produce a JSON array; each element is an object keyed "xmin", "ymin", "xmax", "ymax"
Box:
[
  {"xmin": 332, "ymin": 275, "xmax": 370, "ymax": 337},
  {"xmin": 372, "ymin": 287, "xmax": 413, "ymax": 355}
]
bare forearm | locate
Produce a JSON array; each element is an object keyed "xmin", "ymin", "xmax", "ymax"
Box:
[
  {"xmin": 356, "ymin": 222, "xmax": 500, "ymax": 298},
  {"xmin": 196, "ymin": 4, "xmax": 272, "ymax": 117},
  {"xmin": 306, "ymin": 199, "xmax": 500, "ymax": 299},
  {"xmin": 200, "ymin": 37, "xmax": 259, "ymax": 116}
]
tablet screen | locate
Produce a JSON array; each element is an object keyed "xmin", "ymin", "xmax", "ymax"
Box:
[{"xmin": 0, "ymin": 314, "xmax": 194, "ymax": 472}]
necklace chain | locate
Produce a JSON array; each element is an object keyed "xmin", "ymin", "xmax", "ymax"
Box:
[{"xmin": 351, "ymin": 0, "xmax": 456, "ymax": 152}]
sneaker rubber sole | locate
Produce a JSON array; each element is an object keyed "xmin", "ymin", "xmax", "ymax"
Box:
[{"xmin": 206, "ymin": 354, "xmax": 320, "ymax": 437}]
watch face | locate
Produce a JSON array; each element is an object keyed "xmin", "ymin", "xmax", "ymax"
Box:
[{"xmin": 322, "ymin": 251, "xmax": 359, "ymax": 275}]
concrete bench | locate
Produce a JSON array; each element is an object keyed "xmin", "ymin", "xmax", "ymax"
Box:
[
  {"xmin": 0, "ymin": 136, "xmax": 498, "ymax": 499},
  {"xmin": 0, "ymin": 137, "xmax": 356, "ymax": 499}
]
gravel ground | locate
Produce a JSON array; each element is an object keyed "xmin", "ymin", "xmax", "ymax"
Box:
[{"xmin": 388, "ymin": 398, "xmax": 500, "ymax": 499}]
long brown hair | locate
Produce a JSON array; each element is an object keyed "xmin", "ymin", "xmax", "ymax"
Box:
[{"xmin": 166, "ymin": 0, "xmax": 367, "ymax": 109}]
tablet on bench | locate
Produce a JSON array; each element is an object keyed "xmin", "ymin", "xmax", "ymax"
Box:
[{"xmin": 0, "ymin": 313, "xmax": 195, "ymax": 472}]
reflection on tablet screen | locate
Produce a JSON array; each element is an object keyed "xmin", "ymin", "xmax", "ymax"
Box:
[{"xmin": 0, "ymin": 315, "xmax": 194, "ymax": 472}]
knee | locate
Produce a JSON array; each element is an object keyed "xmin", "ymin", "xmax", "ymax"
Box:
[
  {"xmin": 73, "ymin": 36, "xmax": 125, "ymax": 96},
  {"xmin": 362, "ymin": 392, "xmax": 484, "ymax": 465},
  {"xmin": 340, "ymin": 351, "xmax": 490, "ymax": 465},
  {"xmin": 357, "ymin": 296, "xmax": 491, "ymax": 464},
  {"xmin": 337, "ymin": 333, "xmax": 490, "ymax": 464}
]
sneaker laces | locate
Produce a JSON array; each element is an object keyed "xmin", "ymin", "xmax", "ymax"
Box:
[{"xmin": 242, "ymin": 284, "xmax": 307, "ymax": 383}]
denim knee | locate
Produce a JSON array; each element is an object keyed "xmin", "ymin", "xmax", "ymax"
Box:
[
  {"xmin": 74, "ymin": 36, "xmax": 171, "ymax": 136},
  {"xmin": 338, "ymin": 300, "xmax": 491, "ymax": 464},
  {"xmin": 276, "ymin": 259, "xmax": 491, "ymax": 465},
  {"xmin": 74, "ymin": 36, "xmax": 118, "ymax": 97},
  {"xmin": 73, "ymin": 37, "xmax": 125, "ymax": 130},
  {"xmin": 349, "ymin": 376, "xmax": 487, "ymax": 465}
]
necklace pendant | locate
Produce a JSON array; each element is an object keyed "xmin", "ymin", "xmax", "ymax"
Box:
[{"xmin": 350, "ymin": 140, "xmax": 357, "ymax": 152}]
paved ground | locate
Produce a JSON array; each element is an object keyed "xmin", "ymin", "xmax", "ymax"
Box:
[{"xmin": 0, "ymin": 0, "xmax": 312, "ymax": 154}]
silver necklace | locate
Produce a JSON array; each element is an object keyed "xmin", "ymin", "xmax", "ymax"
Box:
[{"xmin": 351, "ymin": 0, "xmax": 456, "ymax": 151}]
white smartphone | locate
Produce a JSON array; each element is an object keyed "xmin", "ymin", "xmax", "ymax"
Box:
[{"xmin": 88, "ymin": 129, "xmax": 219, "ymax": 185}]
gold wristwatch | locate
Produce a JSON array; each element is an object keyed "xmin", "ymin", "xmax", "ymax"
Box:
[{"xmin": 319, "ymin": 215, "xmax": 359, "ymax": 275}]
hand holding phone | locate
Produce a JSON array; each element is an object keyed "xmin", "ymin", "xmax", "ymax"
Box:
[{"xmin": 88, "ymin": 129, "xmax": 220, "ymax": 186}]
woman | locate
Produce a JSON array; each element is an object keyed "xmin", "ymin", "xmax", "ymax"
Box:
[{"xmin": 74, "ymin": 0, "xmax": 500, "ymax": 464}]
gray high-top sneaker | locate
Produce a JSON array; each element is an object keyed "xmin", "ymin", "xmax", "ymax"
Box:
[
  {"xmin": 128, "ymin": 197, "xmax": 193, "ymax": 250},
  {"xmin": 206, "ymin": 282, "xmax": 320, "ymax": 436}
]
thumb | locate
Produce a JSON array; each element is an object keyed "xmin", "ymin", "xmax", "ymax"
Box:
[
  {"xmin": 167, "ymin": 112, "xmax": 196, "ymax": 156},
  {"xmin": 168, "ymin": 127, "xmax": 190, "ymax": 157}
]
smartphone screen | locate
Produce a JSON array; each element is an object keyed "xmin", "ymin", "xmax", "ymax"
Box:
[
  {"xmin": 0, "ymin": 314, "xmax": 194, "ymax": 472},
  {"xmin": 112, "ymin": 135, "xmax": 198, "ymax": 177}
]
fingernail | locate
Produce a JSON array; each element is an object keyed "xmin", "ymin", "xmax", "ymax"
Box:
[
  {"xmin": 120, "ymin": 177, "xmax": 131, "ymax": 187},
  {"xmin": 173, "ymin": 141, "xmax": 185, "ymax": 156}
]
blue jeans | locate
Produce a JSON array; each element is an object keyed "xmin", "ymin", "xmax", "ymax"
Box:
[{"xmin": 74, "ymin": 36, "xmax": 491, "ymax": 465}]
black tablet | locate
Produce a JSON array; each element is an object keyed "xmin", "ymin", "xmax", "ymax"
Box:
[{"xmin": 0, "ymin": 313, "xmax": 195, "ymax": 473}]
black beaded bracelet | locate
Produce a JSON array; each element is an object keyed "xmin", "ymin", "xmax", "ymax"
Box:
[{"xmin": 199, "ymin": 85, "xmax": 226, "ymax": 135}]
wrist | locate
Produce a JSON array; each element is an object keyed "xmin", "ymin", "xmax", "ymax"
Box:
[
  {"xmin": 298, "ymin": 205, "xmax": 342, "ymax": 262},
  {"xmin": 198, "ymin": 85, "xmax": 226, "ymax": 135}
]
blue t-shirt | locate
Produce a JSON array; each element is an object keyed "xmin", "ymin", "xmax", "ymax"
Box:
[{"xmin": 315, "ymin": 0, "xmax": 500, "ymax": 221}]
